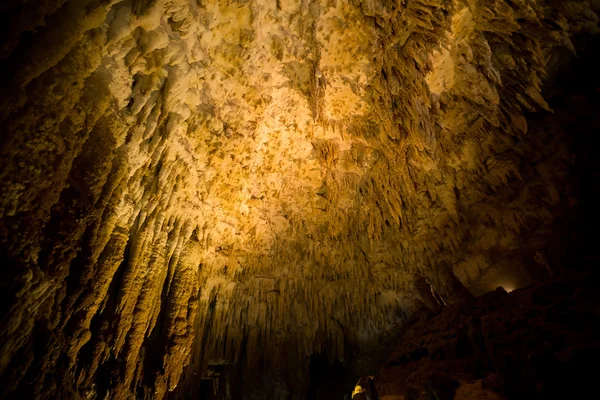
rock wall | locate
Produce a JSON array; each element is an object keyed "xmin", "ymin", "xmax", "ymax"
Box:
[
  {"xmin": 369, "ymin": 270, "xmax": 600, "ymax": 400},
  {"xmin": 0, "ymin": 0, "xmax": 598, "ymax": 398}
]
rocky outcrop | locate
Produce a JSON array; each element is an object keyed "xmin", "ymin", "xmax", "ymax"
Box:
[
  {"xmin": 371, "ymin": 269, "xmax": 600, "ymax": 400},
  {"xmin": 0, "ymin": 0, "xmax": 598, "ymax": 398}
]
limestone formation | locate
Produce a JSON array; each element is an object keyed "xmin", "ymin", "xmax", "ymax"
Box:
[
  {"xmin": 0, "ymin": 0, "xmax": 598, "ymax": 398},
  {"xmin": 372, "ymin": 271, "xmax": 600, "ymax": 400}
]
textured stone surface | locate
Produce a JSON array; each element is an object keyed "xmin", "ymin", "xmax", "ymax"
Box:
[
  {"xmin": 0, "ymin": 0, "xmax": 598, "ymax": 398},
  {"xmin": 371, "ymin": 270, "xmax": 600, "ymax": 400}
]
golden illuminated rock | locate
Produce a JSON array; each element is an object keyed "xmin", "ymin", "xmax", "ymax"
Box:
[{"xmin": 0, "ymin": 0, "xmax": 597, "ymax": 398}]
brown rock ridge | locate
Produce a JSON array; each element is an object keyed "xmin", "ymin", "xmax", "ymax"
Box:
[
  {"xmin": 0, "ymin": 0, "xmax": 598, "ymax": 398},
  {"xmin": 368, "ymin": 269, "xmax": 600, "ymax": 400}
]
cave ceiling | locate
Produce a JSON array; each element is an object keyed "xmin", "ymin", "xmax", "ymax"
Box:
[{"xmin": 0, "ymin": 0, "xmax": 598, "ymax": 398}]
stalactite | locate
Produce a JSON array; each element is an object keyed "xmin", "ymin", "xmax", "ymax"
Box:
[{"xmin": 1, "ymin": 0, "xmax": 598, "ymax": 398}]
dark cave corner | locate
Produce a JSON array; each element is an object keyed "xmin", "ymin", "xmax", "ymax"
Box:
[
  {"xmin": 306, "ymin": 353, "xmax": 347, "ymax": 399},
  {"xmin": 362, "ymin": 269, "xmax": 600, "ymax": 400}
]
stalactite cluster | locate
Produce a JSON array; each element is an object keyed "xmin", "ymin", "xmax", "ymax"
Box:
[{"xmin": 0, "ymin": 0, "xmax": 597, "ymax": 398}]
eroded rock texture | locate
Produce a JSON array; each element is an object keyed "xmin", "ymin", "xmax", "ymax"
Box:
[
  {"xmin": 370, "ymin": 270, "xmax": 600, "ymax": 400},
  {"xmin": 0, "ymin": 0, "xmax": 598, "ymax": 398}
]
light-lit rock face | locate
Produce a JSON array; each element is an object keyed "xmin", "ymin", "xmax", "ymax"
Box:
[{"xmin": 0, "ymin": 0, "xmax": 597, "ymax": 398}]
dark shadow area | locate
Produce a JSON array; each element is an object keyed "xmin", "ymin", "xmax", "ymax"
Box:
[{"xmin": 306, "ymin": 353, "xmax": 347, "ymax": 400}]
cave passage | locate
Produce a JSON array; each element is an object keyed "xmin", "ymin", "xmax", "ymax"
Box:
[{"xmin": 1, "ymin": 0, "xmax": 599, "ymax": 399}]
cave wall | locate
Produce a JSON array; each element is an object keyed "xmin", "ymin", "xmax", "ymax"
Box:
[
  {"xmin": 367, "ymin": 271, "xmax": 600, "ymax": 400},
  {"xmin": 0, "ymin": 0, "xmax": 598, "ymax": 398}
]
